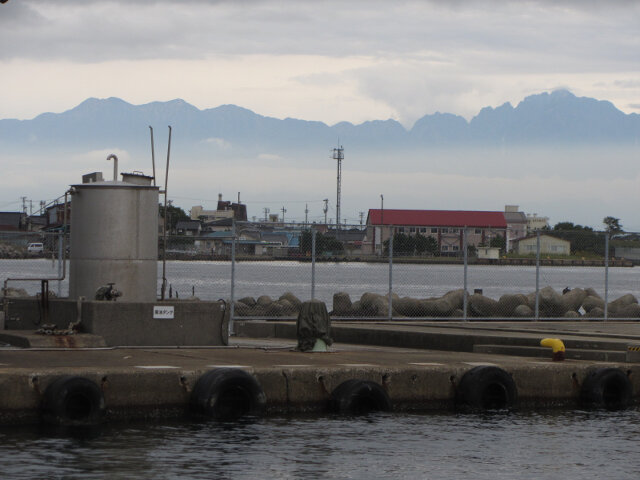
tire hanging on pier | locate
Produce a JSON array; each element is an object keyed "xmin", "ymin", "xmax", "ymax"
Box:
[
  {"xmin": 190, "ymin": 368, "xmax": 266, "ymax": 420},
  {"xmin": 40, "ymin": 376, "xmax": 106, "ymax": 427},
  {"xmin": 329, "ymin": 379, "xmax": 392, "ymax": 414},
  {"xmin": 580, "ymin": 367, "xmax": 632, "ymax": 410},
  {"xmin": 456, "ymin": 366, "xmax": 517, "ymax": 412}
]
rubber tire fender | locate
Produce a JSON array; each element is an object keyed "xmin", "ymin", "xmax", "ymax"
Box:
[
  {"xmin": 190, "ymin": 368, "xmax": 266, "ymax": 419},
  {"xmin": 456, "ymin": 366, "xmax": 517, "ymax": 412},
  {"xmin": 580, "ymin": 368, "xmax": 632, "ymax": 410},
  {"xmin": 329, "ymin": 379, "xmax": 392, "ymax": 414},
  {"xmin": 41, "ymin": 376, "xmax": 106, "ymax": 427}
]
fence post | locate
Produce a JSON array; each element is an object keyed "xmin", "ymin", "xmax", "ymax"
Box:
[
  {"xmin": 229, "ymin": 219, "xmax": 236, "ymax": 337},
  {"xmin": 57, "ymin": 231, "xmax": 63, "ymax": 297},
  {"xmin": 463, "ymin": 227, "xmax": 468, "ymax": 321},
  {"xmin": 388, "ymin": 231, "xmax": 393, "ymax": 321},
  {"xmin": 604, "ymin": 232, "xmax": 609, "ymax": 321},
  {"xmin": 311, "ymin": 228, "xmax": 317, "ymax": 300},
  {"xmin": 535, "ymin": 230, "xmax": 540, "ymax": 320}
]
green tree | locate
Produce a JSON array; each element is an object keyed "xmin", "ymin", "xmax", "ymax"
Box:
[
  {"xmin": 414, "ymin": 233, "xmax": 439, "ymax": 255},
  {"xmin": 159, "ymin": 203, "xmax": 189, "ymax": 232},
  {"xmin": 489, "ymin": 235, "xmax": 506, "ymax": 252},
  {"xmin": 300, "ymin": 230, "xmax": 344, "ymax": 255},
  {"xmin": 603, "ymin": 216, "xmax": 623, "ymax": 234},
  {"xmin": 551, "ymin": 221, "xmax": 604, "ymax": 256}
]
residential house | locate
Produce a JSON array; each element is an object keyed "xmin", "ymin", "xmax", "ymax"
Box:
[
  {"xmin": 514, "ymin": 234, "xmax": 570, "ymax": 255},
  {"xmin": 175, "ymin": 220, "xmax": 202, "ymax": 236},
  {"xmin": 0, "ymin": 212, "xmax": 26, "ymax": 231}
]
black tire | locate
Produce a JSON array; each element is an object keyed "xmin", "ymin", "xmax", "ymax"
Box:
[
  {"xmin": 581, "ymin": 368, "xmax": 632, "ymax": 410},
  {"xmin": 456, "ymin": 366, "xmax": 517, "ymax": 412},
  {"xmin": 41, "ymin": 376, "xmax": 105, "ymax": 427},
  {"xmin": 329, "ymin": 379, "xmax": 392, "ymax": 414},
  {"xmin": 190, "ymin": 368, "xmax": 266, "ymax": 420}
]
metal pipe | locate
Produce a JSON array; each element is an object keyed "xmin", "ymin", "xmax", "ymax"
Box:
[
  {"xmin": 229, "ymin": 219, "xmax": 236, "ymax": 336},
  {"xmin": 3, "ymin": 190, "xmax": 70, "ymax": 318},
  {"xmin": 388, "ymin": 232, "xmax": 393, "ymax": 321},
  {"xmin": 149, "ymin": 126, "xmax": 157, "ymax": 186},
  {"xmin": 535, "ymin": 230, "xmax": 540, "ymax": 319},
  {"xmin": 106, "ymin": 154, "xmax": 118, "ymax": 181},
  {"xmin": 161, "ymin": 126, "xmax": 172, "ymax": 300},
  {"xmin": 463, "ymin": 227, "xmax": 468, "ymax": 321},
  {"xmin": 311, "ymin": 228, "xmax": 317, "ymax": 300},
  {"xmin": 604, "ymin": 233, "xmax": 609, "ymax": 321}
]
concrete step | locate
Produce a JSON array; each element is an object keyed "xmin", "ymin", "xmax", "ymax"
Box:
[{"xmin": 473, "ymin": 344, "xmax": 627, "ymax": 362}]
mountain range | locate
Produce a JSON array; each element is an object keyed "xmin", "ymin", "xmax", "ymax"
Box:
[{"xmin": 1, "ymin": 90, "xmax": 639, "ymax": 158}]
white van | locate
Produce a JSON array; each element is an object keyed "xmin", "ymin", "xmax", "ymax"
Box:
[{"xmin": 27, "ymin": 242, "xmax": 44, "ymax": 254}]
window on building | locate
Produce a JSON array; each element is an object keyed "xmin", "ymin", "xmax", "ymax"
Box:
[
  {"xmin": 420, "ymin": 227, "xmax": 427, "ymax": 233},
  {"xmin": 441, "ymin": 228, "xmax": 449, "ymax": 234},
  {"xmin": 451, "ymin": 228, "xmax": 459, "ymax": 233},
  {"xmin": 442, "ymin": 245, "xmax": 449, "ymax": 251},
  {"xmin": 409, "ymin": 227, "xmax": 416, "ymax": 233},
  {"xmin": 397, "ymin": 227, "xmax": 405, "ymax": 233},
  {"xmin": 431, "ymin": 228, "xmax": 438, "ymax": 234},
  {"xmin": 475, "ymin": 229, "xmax": 482, "ymax": 234},
  {"xmin": 452, "ymin": 245, "xmax": 459, "ymax": 251}
]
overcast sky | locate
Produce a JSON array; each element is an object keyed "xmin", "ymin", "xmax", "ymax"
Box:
[
  {"xmin": 2, "ymin": 0, "xmax": 640, "ymax": 228},
  {"xmin": 2, "ymin": 0, "xmax": 639, "ymax": 126}
]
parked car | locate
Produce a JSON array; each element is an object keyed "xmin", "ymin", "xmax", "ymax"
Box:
[{"xmin": 27, "ymin": 242, "xmax": 44, "ymax": 254}]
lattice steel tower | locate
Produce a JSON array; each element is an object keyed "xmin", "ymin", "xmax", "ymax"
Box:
[{"xmin": 332, "ymin": 145, "xmax": 344, "ymax": 229}]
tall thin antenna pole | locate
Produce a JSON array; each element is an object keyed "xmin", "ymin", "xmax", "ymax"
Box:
[
  {"xmin": 149, "ymin": 126, "xmax": 156, "ymax": 186},
  {"xmin": 323, "ymin": 199, "xmax": 328, "ymax": 225},
  {"xmin": 332, "ymin": 145, "xmax": 344, "ymax": 230},
  {"xmin": 305, "ymin": 204, "xmax": 309, "ymax": 226},
  {"xmin": 161, "ymin": 125, "xmax": 172, "ymax": 301}
]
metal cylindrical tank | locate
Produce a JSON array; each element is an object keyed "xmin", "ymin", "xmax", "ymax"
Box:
[{"xmin": 69, "ymin": 175, "xmax": 159, "ymax": 302}]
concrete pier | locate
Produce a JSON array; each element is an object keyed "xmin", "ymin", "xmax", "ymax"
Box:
[{"xmin": 0, "ymin": 320, "xmax": 639, "ymax": 425}]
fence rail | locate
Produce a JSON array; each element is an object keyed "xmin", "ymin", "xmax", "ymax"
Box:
[{"xmin": 1, "ymin": 225, "xmax": 639, "ymax": 326}]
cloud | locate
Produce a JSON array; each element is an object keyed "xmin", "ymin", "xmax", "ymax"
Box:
[{"xmin": 202, "ymin": 137, "xmax": 231, "ymax": 149}]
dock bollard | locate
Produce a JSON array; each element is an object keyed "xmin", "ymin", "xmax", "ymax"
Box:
[{"xmin": 540, "ymin": 338, "xmax": 565, "ymax": 361}]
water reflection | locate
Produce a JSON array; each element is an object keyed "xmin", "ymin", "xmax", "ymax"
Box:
[{"xmin": 1, "ymin": 409, "xmax": 639, "ymax": 479}]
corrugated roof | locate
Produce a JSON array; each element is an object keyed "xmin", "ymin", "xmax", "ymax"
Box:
[{"xmin": 367, "ymin": 209, "xmax": 507, "ymax": 228}]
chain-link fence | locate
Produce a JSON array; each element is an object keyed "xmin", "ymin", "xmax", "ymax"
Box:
[{"xmin": 2, "ymin": 225, "xmax": 640, "ymax": 322}]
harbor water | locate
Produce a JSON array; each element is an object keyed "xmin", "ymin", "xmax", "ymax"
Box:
[
  {"xmin": 2, "ymin": 259, "xmax": 639, "ymax": 306},
  {"xmin": 1, "ymin": 410, "xmax": 639, "ymax": 479}
]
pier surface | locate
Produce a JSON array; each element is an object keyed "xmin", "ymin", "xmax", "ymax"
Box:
[{"xmin": 1, "ymin": 320, "xmax": 639, "ymax": 424}]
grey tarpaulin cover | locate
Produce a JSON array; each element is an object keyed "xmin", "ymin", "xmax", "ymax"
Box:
[{"xmin": 296, "ymin": 300, "xmax": 333, "ymax": 352}]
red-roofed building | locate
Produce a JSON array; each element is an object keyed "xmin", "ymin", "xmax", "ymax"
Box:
[{"xmin": 365, "ymin": 209, "xmax": 508, "ymax": 255}]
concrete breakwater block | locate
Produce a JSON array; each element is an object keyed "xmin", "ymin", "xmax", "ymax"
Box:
[{"xmin": 230, "ymin": 287, "xmax": 640, "ymax": 319}]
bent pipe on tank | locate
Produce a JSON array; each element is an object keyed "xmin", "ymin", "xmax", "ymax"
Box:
[{"xmin": 106, "ymin": 153, "xmax": 118, "ymax": 181}]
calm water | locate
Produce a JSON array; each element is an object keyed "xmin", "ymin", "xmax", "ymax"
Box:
[
  {"xmin": 2, "ymin": 259, "xmax": 639, "ymax": 306},
  {"xmin": 1, "ymin": 410, "xmax": 639, "ymax": 479}
]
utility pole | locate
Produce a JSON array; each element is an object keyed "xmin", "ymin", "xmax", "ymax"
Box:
[
  {"xmin": 21, "ymin": 196, "xmax": 27, "ymax": 215},
  {"xmin": 305, "ymin": 204, "xmax": 309, "ymax": 226},
  {"xmin": 263, "ymin": 207, "xmax": 270, "ymax": 222},
  {"xmin": 281, "ymin": 206, "xmax": 287, "ymax": 223},
  {"xmin": 323, "ymin": 199, "xmax": 328, "ymax": 225},
  {"xmin": 332, "ymin": 146, "xmax": 344, "ymax": 230},
  {"xmin": 359, "ymin": 211, "xmax": 364, "ymax": 226}
]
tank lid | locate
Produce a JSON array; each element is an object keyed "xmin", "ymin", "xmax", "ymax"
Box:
[{"xmin": 121, "ymin": 171, "xmax": 154, "ymax": 186}]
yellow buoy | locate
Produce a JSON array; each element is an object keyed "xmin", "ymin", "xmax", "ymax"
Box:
[{"xmin": 540, "ymin": 338, "xmax": 565, "ymax": 361}]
